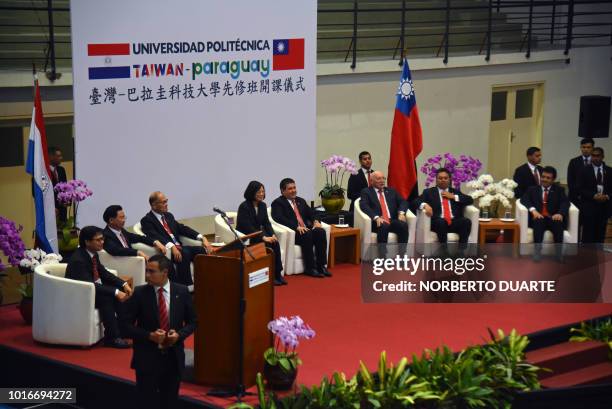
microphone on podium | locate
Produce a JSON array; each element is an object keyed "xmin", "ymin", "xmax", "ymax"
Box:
[{"xmin": 213, "ymin": 207, "xmax": 227, "ymax": 217}]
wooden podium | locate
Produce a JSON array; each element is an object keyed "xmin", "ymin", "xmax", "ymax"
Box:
[{"xmin": 192, "ymin": 232, "xmax": 274, "ymax": 390}]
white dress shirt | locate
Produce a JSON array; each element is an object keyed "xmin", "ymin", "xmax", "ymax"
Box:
[
  {"xmin": 418, "ymin": 188, "xmax": 459, "ymax": 218},
  {"xmin": 593, "ymin": 164, "xmax": 604, "ymax": 194},
  {"xmin": 109, "ymin": 226, "xmax": 129, "ymax": 248},
  {"xmin": 373, "ymin": 188, "xmax": 392, "ymax": 220}
]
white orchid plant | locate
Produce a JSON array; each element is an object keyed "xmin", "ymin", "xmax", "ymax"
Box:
[
  {"xmin": 466, "ymin": 174, "xmax": 518, "ymax": 209},
  {"xmin": 18, "ymin": 249, "xmax": 62, "ymax": 298}
]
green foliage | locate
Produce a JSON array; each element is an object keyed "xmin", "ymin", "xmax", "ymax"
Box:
[
  {"xmin": 17, "ymin": 283, "xmax": 33, "ymax": 298},
  {"xmin": 265, "ymin": 347, "xmax": 302, "ymax": 373},
  {"xmin": 570, "ymin": 318, "xmax": 612, "ymax": 360},
  {"xmin": 319, "ymin": 184, "xmax": 345, "ymax": 199}
]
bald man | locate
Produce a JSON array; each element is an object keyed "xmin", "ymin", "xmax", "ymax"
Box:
[
  {"xmin": 140, "ymin": 192, "xmax": 213, "ymax": 288},
  {"xmin": 359, "ymin": 171, "xmax": 409, "ymax": 255}
]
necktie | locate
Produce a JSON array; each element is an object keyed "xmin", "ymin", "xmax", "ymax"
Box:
[
  {"xmin": 91, "ymin": 256, "xmax": 100, "ymax": 282},
  {"xmin": 442, "ymin": 195, "xmax": 452, "ymax": 225},
  {"xmin": 597, "ymin": 167, "xmax": 603, "ymax": 185},
  {"xmin": 161, "ymin": 216, "xmax": 181, "ymax": 250},
  {"xmin": 158, "ymin": 288, "xmax": 169, "ymax": 332},
  {"xmin": 533, "ymin": 168, "xmax": 540, "ymax": 185},
  {"xmin": 542, "ymin": 188, "xmax": 549, "ymax": 217},
  {"xmin": 119, "ymin": 231, "xmax": 129, "ymax": 248},
  {"xmin": 291, "ymin": 200, "xmax": 306, "ymax": 227},
  {"xmin": 584, "ymin": 157, "xmax": 589, "ymax": 166},
  {"xmin": 52, "ymin": 167, "xmax": 58, "ymax": 184},
  {"xmin": 367, "ymin": 171, "xmax": 371, "ymax": 187},
  {"xmin": 377, "ymin": 190, "xmax": 390, "ymax": 222}
]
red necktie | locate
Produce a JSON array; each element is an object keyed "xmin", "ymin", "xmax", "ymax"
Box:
[
  {"xmin": 91, "ymin": 256, "xmax": 100, "ymax": 282},
  {"xmin": 377, "ymin": 190, "xmax": 390, "ymax": 222},
  {"xmin": 542, "ymin": 188, "xmax": 549, "ymax": 217},
  {"xmin": 52, "ymin": 168, "xmax": 58, "ymax": 184},
  {"xmin": 367, "ymin": 171, "xmax": 371, "ymax": 187},
  {"xmin": 119, "ymin": 231, "xmax": 129, "ymax": 248},
  {"xmin": 533, "ymin": 169, "xmax": 540, "ymax": 185},
  {"xmin": 442, "ymin": 196, "xmax": 452, "ymax": 225},
  {"xmin": 158, "ymin": 288, "xmax": 169, "ymax": 331},
  {"xmin": 161, "ymin": 216, "xmax": 181, "ymax": 250},
  {"xmin": 291, "ymin": 200, "xmax": 306, "ymax": 227}
]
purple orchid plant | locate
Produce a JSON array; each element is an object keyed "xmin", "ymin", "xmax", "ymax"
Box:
[
  {"xmin": 320, "ymin": 155, "xmax": 358, "ymax": 198},
  {"xmin": 0, "ymin": 216, "xmax": 26, "ymax": 274},
  {"xmin": 54, "ymin": 179, "xmax": 93, "ymax": 225},
  {"xmin": 420, "ymin": 153, "xmax": 482, "ymax": 190},
  {"xmin": 264, "ymin": 315, "xmax": 315, "ymax": 373}
]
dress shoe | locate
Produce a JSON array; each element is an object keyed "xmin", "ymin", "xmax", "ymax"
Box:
[
  {"xmin": 104, "ymin": 338, "xmax": 130, "ymax": 349},
  {"xmin": 318, "ymin": 266, "xmax": 332, "ymax": 277},
  {"xmin": 304, "ymin": 269, "xmax": 324, "ymax": 278},
  {"xmin": 273, "ymin": 279, "xmax": 284, "ymax": 286},
  {"xmin": 279, "ymin": 277, "xmax": 288, "ymax": 285}
]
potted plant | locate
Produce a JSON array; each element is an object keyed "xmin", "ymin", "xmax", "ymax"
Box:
[
  {"xmin": 466, "ymin": 174, "xmax": 517, "ymax": 218},
  {"xmin": 263, "ymin": 315, "xmax": 315, "ymax": 390},
  {"xmin": 0, "ymin": 216, "xmax": 26, "ymax": 306},
  {"xmin": 319, "ymin": 155, "xmax": 357, "ymax": 213},
  {"xmin": 420, "ymin": 153, "xmax": 482, "ymax": 189},
  {"xmin": 18, "ymin": 249, "xmax": 62, "ymax": 324},
  {"xmin": 54, "ymin": 179, "xmax": 93, "ymax": 252}
]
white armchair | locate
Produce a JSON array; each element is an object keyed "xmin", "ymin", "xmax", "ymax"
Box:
[
  {"xmin": 33, "ymin": 263, "xmax": 118, "ymax": 346},
  {"xmin": 268, "ymin": 208, "xmax": 330, "ymax": 275},
  {"xmin": 415, "ymin": 205, "xmax": 479, "ymax": 254},
  {"xmin": 516, "ymin": 199, "xmax": 579, "ymax": 255},
  {"xmin": 353, "ymin": 198, "xmax": 417, "ymax": 260},
  {"xmin": 97, "ymin": 250, "xmax": 146, "ymax": 287}
]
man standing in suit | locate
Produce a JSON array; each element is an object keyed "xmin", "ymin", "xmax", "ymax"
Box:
[
  {"xmin": 359, "ymin": 171, "xmax": 409, "ymax": 256},
  {"xmin": 414, "ymin": 168, "xmax": 474, "ymax": 244},
  {"xmin": 271, "ymin": 178, "xmax": 330, "ymax": 278},
  {"xmin": 567, "ymin": 138, "xmax": 594, "ymax": 205},
  {"xmin": 140, "ymin": 192, "xmax": 213, "ymax": 287},
  {"xmin": 103, "ymin": 205, "xmax": 166, "ymax": 260},
  {"xmin": 121, "ymin": 255, "xmax": 196, "ymax": 409},
  {"xmin": 65, "ymin": 225, "xmax": 132, "ymax": 348},
  {"xmin": 48, "ymin": 146, "xmax": 68, "ymax": 222},
  {"xmin": 513, "ymin": 147, "xmax": 543, "ymax": 199},
  {"xmin": 579, "ymin": 147, "xmax": 612, "ymax": 243},
  {"xmin": 521, "ymin": 166, "xmax": 569, "ymax": 258},
  {"xmin": 347, "ymin": 151, "xmax": 373, "ymax": 212}
]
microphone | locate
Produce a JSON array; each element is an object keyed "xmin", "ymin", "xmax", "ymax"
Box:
[{"xmin": 213, "ymin": 207, "xmax": 227, "ymax": 217}]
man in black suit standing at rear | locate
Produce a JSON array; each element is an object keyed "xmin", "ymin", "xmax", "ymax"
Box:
[
  {"xmin": 121, "ymin": 255, "xmax": 196, "ymax": 409},
  {"xmin": 103, "ymin": 205, "xmax": 167, "ymax": 260},
  {"xmin": 521, "ymin": 166, "xmax": 569, "ymax": 259},
  {"xmin": 347, "ymin": 151, "xmax": 374, "ymax": 212},
  {"xmin": 578, "ymin": 147, "xmax": 612, "ymax": 243},
  {"xmin": 359, "ymin": 171, "xmax": 409, "ymax": 256},
  {"xmin": 271, "ymin": 178, "xmax": 330, "ymax": 278},
  {"xmin": 140, "ymin": 191, "xmax": 213, "ymax": 288},
  {"xmin": 567, "ymin": 138, "xmax": 594, "ymax": 205},
  {"xmin": 48, "ymin": 146, "xmax": 68, "ymax": 222},
  {"xmin": 513, "ymin": 147, "xmax": 543, "ymax": 199},
  {"xmin": 414, "ymin": 168, "xmax": 474, "ymax": 245},
  {"xmin": 66, "ymin": 226, "xmax": 132, "ymax": 348}
]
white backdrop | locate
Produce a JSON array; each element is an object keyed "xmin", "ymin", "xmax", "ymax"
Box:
[{"xmin": 71, "ymin": 0, "xmax": 316, "ymax": 226}]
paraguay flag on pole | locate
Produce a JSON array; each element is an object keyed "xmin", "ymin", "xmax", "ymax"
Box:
[
  {"xmin": 387, "ymin": 58, "xmax": 423, "ymax": 200},
  {"xmin": 26, "ymin": 77, "xmax": 58, "ymax": 253}
]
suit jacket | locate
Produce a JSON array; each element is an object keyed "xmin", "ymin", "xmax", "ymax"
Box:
[
  {"xmin": 413, "ymin": 186, "xmax": 474, "ymax": 220},
  {"xmin": 51, "ymin": 165, "xmax": 68, "ymax": 221},
  {"xmin": 578, "ymin": 164, "xmax": 612, "ymax": 216},
  {"xmin": 567, "ymin": 156, "xmax": 589, "ymax": 203},
  {"xmin": 140, "ymin": 211, "xmax": 200, "ymax": 247},
  {"xmin": 521, "ymin": 184, "xmax": 570, "ymax": 221},
  {"xmin": 359, "ymin": 186, "xmax": 408, "ymax": 220},
  {"xmin": 103, "ymin": 226, "xmax": 156, "ymax": 257},
  {"xmin": 65, "ymin": 247, "xmax": 125, "ymax": 297},
  {"xmin": 347, "ymin": 169, "xmax": 372, "ymax": 202},
  {"xmin": 236, "ymin": 200, "xmax": 274, "ymax": 237},
  {"xmin": 120, "ymin": 283, "xmax": 196, "ymax": 374},
  {"xmin": 513, "ymin": 163, "xmax": 543, "ymax": 199},
  {"xmin": 271, "ymin": 196, "xmax": 316, "ymax": 231}
]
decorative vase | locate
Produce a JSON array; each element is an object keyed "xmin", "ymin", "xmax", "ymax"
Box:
[
  {"xmin": 321, "ymin": 195, "xmax": 345, "ymax": 214},
  {"xmin": 263, "ymin": 362, "xmax": 298, "ymax": 391},
  {"xmin": 18, "ymin": 297, "xmax": 33, "ymax": 325}
]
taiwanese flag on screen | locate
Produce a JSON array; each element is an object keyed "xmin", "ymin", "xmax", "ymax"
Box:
[
  {"xmin": 273, "ymin": 39, "xmax": 304, "ymax": 70},
  {"xmin": 387, "ymin": 58, "xmax": 423, "ymax": 200}
]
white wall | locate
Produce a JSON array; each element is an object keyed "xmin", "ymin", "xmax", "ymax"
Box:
[{"xmin": 316, "ymin": 46, "xmax": 612, "ymax": 201}]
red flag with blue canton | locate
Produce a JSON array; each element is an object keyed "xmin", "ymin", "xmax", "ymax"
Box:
[
  {"xmin": 387, "ymin": 58, "xmax": 423, "ymax": 200},
  {"xmin": 273, "ymin": 39, "xmax": 304, "ymax": 70}
]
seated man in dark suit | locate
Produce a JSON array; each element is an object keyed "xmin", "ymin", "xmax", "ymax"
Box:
[
  {"xmin": 121, "ymin": 255, "xmax": 196, "ymax": 409},
  {"xmin": 521, "ymin": 166, "xmax": 569, "ymax": 258},
  {"xmin": 271, "ymin": 178, "xmax": 330, "ymax": 278},
  {"xmin": 140, "ymin": 191, "xmax": 213, "ymax": 287},
  {"xmin": 359, "ymin": 170, "xmax": 409, "ymax": 256},
  {"xmin": 65, "ymin": 225, "xmax": 132, "ymax": 348},
  {"xmin": 48, "ymin": 146, "xmax": 68, "ymax": 222},
  {"xmin": 578, "ymin": 147, "xmax": 612, "ymax": 243},
  {"xmin": 414, "ymin": 168, "xmax": 474, "ymax": 245},
  {"xmin": 103, "ymin": 205, "xmax": 167, "ymax": 260},
  {"xmin": 513, "ymin": 146, "xmax": 543, "ymax": 199},
  {"xmin": 347, "ymin": 151, "xmax": 373, "ymax": 212}
]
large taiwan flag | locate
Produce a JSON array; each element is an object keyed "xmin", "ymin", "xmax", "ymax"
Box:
[
  {"xmin": 273, "ymin": 39, "xmax": 304, "ymax": 70},
  {"xmin": 387, "ymin": 58, "xmax": 423, "ymax": 200},
  {"xmin": 26, "ymin": 76, "xmax": 58, "ymax": 253}
]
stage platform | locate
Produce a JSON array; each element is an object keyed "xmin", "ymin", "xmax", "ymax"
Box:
[{"xmin": 1, "ymin": 263, "xmax": 611, "ymax": 408}]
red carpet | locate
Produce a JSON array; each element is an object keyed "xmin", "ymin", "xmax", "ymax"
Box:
[{"xmin": 1, "ymin": 263, "xmax": 611, "ymax": 408}]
